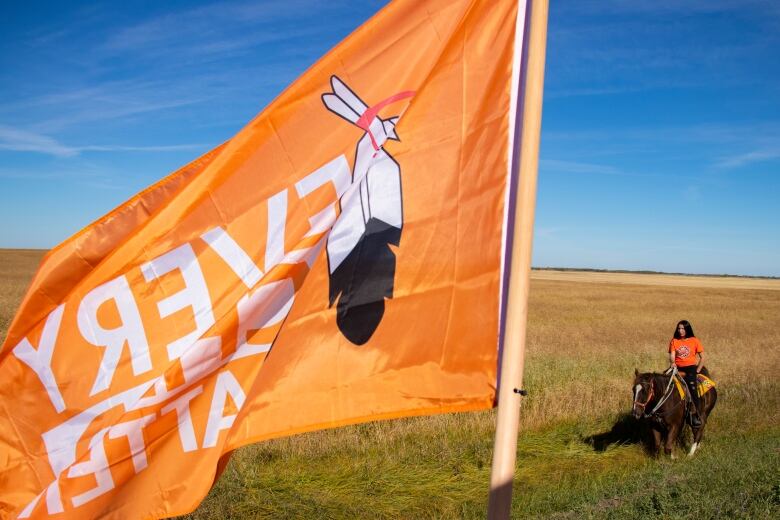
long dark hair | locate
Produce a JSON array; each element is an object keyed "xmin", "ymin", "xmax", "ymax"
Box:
[{"xmin": 673, "ymin": 320, "xmax": 695, "ymax": 339}]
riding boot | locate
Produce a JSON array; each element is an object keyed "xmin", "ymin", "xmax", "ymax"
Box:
[{"xmin": 687, "ymin": 378, "xmax": 702, "ymax": 427}]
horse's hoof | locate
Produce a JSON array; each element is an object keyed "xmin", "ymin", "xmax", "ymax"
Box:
[{"xmin": 688, "ymin": 442, "xmax": 699, "ymax": 457}]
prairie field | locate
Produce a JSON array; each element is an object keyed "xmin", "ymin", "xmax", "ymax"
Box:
[{"xmin": 1, "ymin": 250, "xmax": 777, "ymax": 518}]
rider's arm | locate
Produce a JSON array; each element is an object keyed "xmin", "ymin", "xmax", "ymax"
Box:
[
  {"xmin": 696, "ymin": 352, "xmax": 704, "ymax": 373},
  {"xmin": 669, "ymin": 350, "xmax": 676, "ymax": 367}
]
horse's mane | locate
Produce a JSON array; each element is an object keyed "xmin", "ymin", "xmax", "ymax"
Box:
[
  {"xmin": 636, "ymin": 366, "xmax": 712, "ymax": 388},
  {"xmin": 636, "ymin": 371, "xmax": 667, "ymax": 380},
  {"xmin": 649, "ymin": 372, "xmax": 669, "ymax": 388}
]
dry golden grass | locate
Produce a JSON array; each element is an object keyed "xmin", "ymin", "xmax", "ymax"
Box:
[
  {"xmin": 522, "ymin": 272, "xmax": 780, "ymax": 427},
  {"xmin": 0, "ymin": 249, "xmax": 46, "ymax": 341},
  {"xmin": 1, "ymin": 251, "xmax": 778, "ymax": 518},
  {"xmin": 532, "ymin": 269, "xmax": 780, "ymax": 291},
  {"xmin": 1, "ymin": 253, "xmax": 776, "ymax": 429}
]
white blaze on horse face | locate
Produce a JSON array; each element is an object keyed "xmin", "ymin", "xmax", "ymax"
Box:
[{"xmin": 634, "ymin": 384, "xmax": 642, "ymax": 403}]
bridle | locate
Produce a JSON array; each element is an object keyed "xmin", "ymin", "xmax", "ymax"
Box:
[
  {"xmin": 633, "ymin": 381, "xmax": 655, "ymax": 413},
  {"xmin": 634, "ymin": 367, "xmax": 684, "ymax": 419}
]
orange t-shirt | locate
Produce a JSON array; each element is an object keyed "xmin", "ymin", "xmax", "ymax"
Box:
[{"xmin": 669, "ymin": 337, "xmax": 703, "ymax": 367}]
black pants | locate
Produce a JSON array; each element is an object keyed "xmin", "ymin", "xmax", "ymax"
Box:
[{"xmin": 678, "ymin": 366, "xmax": 701, "ymax": 413}]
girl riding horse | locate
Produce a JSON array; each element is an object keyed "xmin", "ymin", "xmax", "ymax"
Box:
[
  {"xmin": 668, "ymin": 320, "xmax": 704, "ymax": 427},
  {"xmin": 632, "ymin": 365, "xmax": 717, "ymax": 457}
]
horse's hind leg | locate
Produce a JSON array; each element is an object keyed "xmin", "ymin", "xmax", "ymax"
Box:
[
  {"xmin": 688, "ymin": 428, "xmax": 702, "ymax": 457},
  {"xmin": 690, "ymin": 393, "xmax": 715, "ymax": 457},
  {"xmin": 665, "ymin": 423, "xmax": 679, "ymax": 458},
  {"xmin": 689, "ymin": 416, "xmax": 707, "ymax": 457}
]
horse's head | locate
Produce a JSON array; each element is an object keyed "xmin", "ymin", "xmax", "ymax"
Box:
[{"xmin": 632, "ymin": 369, "xmax": 655, "ymax": 419}]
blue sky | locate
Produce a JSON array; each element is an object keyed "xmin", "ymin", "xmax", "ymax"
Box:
[{"xmin": 1, "ymin": 0, "xmax": 778, "ymax": 276}]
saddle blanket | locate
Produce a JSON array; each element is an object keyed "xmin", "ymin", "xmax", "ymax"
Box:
[{"xmin": 674, "ymin": 373, "xmax": 716, "ymax": 400}]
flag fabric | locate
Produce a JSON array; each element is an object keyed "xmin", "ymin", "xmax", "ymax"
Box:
[{"xmin": 0, "ymin": 0, "xmax": 527, "ymax": 517}]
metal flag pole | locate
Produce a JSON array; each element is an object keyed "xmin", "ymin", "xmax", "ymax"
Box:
[{"xmin": 487, "ymin": 0, "xmax": 549, "ymax": 518}]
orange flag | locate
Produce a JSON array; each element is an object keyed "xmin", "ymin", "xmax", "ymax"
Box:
[{"xmin": 0, "ymin": 0, "xmax": 528, "ymax": 517}]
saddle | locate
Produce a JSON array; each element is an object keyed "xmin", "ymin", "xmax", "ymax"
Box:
[
  {"xmin": 672, "ymin": 373, "xmax": 716, "ymax": 401},
  {"xmin": 670, "ymin": 373, "xmax": 712, "ymax": 426},
  {"xmin": 674, "ymin": 374, "xmax": 715, "ymax": 418}
]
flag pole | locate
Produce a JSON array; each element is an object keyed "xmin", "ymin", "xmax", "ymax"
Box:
[{"xmin": 487, "ymin": 0, "xmax": 548, "ymax": 518}]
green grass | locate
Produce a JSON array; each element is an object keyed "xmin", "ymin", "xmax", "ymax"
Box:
[
  {"xmin": 184, "ymin": 380, "xmax": 778, "ymax": 519},
  {"xmin": 178, "ymin": 277, "xmax": 780, "ymax": 519},
  {"xmin": 2, "ymin": 252, "xmax": 775, "ymax": 519}
]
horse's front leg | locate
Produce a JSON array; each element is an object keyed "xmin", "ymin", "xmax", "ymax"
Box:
[
  {"xmin": 664, "ymin": 423, "xmax": 679, "ymax": 458},
  {"xmin": 651, "ymin": 427, "xmax": 662, "ymax": 457}
]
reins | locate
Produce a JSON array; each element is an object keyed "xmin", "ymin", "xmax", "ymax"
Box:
[{"xmin": 635, "ymin": 366, "xmax": 683, "ymax": 419}]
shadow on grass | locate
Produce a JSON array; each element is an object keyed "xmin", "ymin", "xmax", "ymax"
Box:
[{"xmin": 583, "ymin": 413, "xmax": 656, "ymax": 454}]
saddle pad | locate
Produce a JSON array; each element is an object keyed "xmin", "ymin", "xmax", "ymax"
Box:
[
  {"xmin": 697, "ymin": 373, "xmax": 716, "ymax": 395},
  {"xmin": 674, "ymin": 377, "xmax": 685, "ymax": 400},
  {"xmin": 673, "ymin": 373, "xmax": 716, "ymax": 399}
]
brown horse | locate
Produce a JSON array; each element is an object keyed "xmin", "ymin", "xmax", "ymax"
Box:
[{"xmin": 631, "ymin": 367, "xmax": 717, "ymax": 457}]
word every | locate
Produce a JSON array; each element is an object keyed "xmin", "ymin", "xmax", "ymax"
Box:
[{"xmin": 13, "ymin": 155, "xmax": 353, "ymax": 516}]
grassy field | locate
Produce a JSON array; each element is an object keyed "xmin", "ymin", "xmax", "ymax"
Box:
[
  {"xmin": 0, "ymin": 249, "xmax": 45, "ymax": 339},
  {"xmin": 1, "ymin": 250, "xmax": 778, "ymax": 518}
]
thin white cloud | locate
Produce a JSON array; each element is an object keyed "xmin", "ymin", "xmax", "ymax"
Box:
[
  {"xmin": 538, "ymin": 158, "xmax": 708, "ymax": 182},
  {"xmin": 540, "ymin": 159, "xmax": 623, "ymax": 176},
  {"xmin": 571, "ymin": 0, "xmax": 780, "ymax": 16},
  {"xmin": 77, "ymin": 144, "xmax": 205, "ymax": 153},
  {"xmin": 715, "ymin": 149, "xmax": 780, "ymax": 168},
  {"xmin": 101, "ymin": 0, "xmax": 346, "ymax": 56},
  {"xmin": 0, "ymin": 79, "xmax": 208, "ymax": 134},
  {"xmin": 0, "ymin": 125, "xmax": 76, "ymax": 157},
  {"xmin": 545, "ymin": 122, "xmax": 780, "ymax": 148},
  {"xmin": 534, "ymin": 227, "xmax": 561, "ymax": 238},
  {"xmin": 33, "ymin": 97, "xmax": 205, "ymax": 134},
  {"xmin": 547, "ymin": 0, "xmax": 779, "ymax": 97},
  {"xmin": 0, "ymin": 125, "xmax": 203, "ymax": 158},
  {"xmin": 0, "ymin": 163, "xmax": 107, "ymax": 181},
  {"xmin": 545, "ymin": 85, "xmax": 643, "ymax": 99}
]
